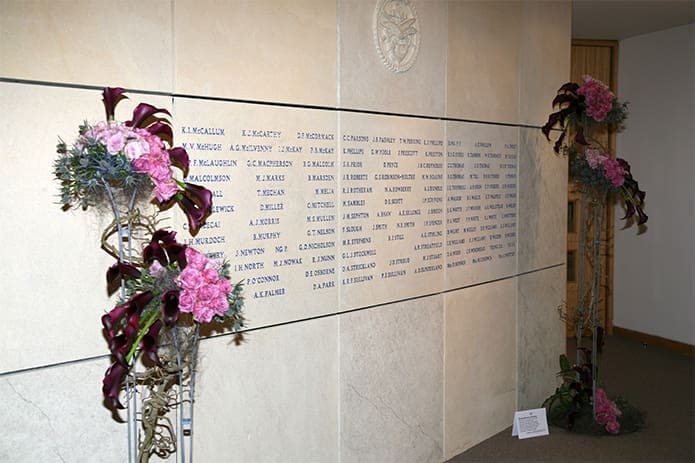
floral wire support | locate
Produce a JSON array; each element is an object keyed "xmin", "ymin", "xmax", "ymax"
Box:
[{"xmin": 102, "ymin": 179, "xmax": 138, "ymax": 462}]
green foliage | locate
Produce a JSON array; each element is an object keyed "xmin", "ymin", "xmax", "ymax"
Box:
[{"xmin": 53, "ymin": 132, "xmax": 149, "ymax": 210}]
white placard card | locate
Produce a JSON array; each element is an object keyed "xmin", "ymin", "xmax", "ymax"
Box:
[{"xmin": 511, "ymin": 408, "xmax": 550, "ymax": 439}]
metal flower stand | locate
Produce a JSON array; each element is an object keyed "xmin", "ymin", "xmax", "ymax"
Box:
[
  {"xmin": 103, "ymin": 179, "xmax": 198, "ymax": 463},
  {"xmin": 573, "ymin": 184, "xmax": 609, "ymax": 419}
]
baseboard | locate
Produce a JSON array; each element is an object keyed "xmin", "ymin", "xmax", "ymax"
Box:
[{"xmin": 613, "ymin": 326, "xmax": 695, "ymax": 357}]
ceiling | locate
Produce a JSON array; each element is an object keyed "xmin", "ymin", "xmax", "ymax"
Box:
[{"xmin": 572, "ymin": 0, "xmax": 695, "ymax": 40}]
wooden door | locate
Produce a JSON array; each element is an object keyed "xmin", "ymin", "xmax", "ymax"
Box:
[{"xmin": 566, "ymin": 40, "xmax": 618, "ymax": 337}]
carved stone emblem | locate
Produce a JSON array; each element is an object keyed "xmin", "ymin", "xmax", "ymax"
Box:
[{"xmin": 373, "ymin": 0, "xmax": 420, "ymax": 73}]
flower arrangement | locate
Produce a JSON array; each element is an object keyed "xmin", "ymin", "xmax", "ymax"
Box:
[
  {"xmin": 542, "ymin": 75, "xmax": 647, "ymax": 225},
  {"xmin": 102, "ymin": 229, "xmax": 244, "ymax": 410},
  {"xmin": 541, "ymin": 75, "xmax": 647, "ymax": 436},
  {"xmin": 594, "ymin": 388, "xmax": 622, "ymax": 434},
  {"xmin": 543, "ymin": 348, "xmax": 644, "ymax": 435},
  {"xmin": 54, "ymin": 88, "xmax": 244, "ymax": 461},
  {"xmin": 54, "ymin": 87, "xmax": 212, "ymax": 233},
  {"xmin": 541, "ymin": 75, "xmax": 629, "ymax": 154}
]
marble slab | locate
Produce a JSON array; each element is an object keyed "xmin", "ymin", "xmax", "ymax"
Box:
[
  {"xmin": 446, "ymin": 0, "xmax": 521, "ymax": 124},
  {"xmin": 340, "ymin": 295, "xmax": 443, "ymax": 463},
  {"xmin": 339, "ymin": 0, "xmax": 447, "ymax": 116},
  {"xmin": 444, "ymin": 278, "xmax": 517, "ymax": 459},
  {"xmin": 517, "ymin": 127, "xmax": 567, "ymax": 273},
  {"xmin": 174, "ymin": 0, "xmax": 337, "ymax": 107},
  {"xmin": 517, "ymin": 266, "xmax": 566, "ymax": 410},
  {"xmin": 0, "ymin": 0, "xmax": 173, "ymax": 91},
  {"xmin": 445, "ymin": 122, "xmax": 519, "ymax": 289},
  {"xmin": 172, "ymin": 97, "xmax": 339, "ymax": 329},
  {"xmin": 193, "ymin": 316, "xmax": 339, "ymax": 462},
  {"xmin": 0, "ymin": 357, "xmax": 124, "ymax": 462},
  {"xmin": 0, "ymin": 83, "xmax": 171, "ymax": 373},
  {"xmin": 339, "ymin": 112, "xmax": 446, "ymax": 310},
  {"xmin": 518, "ymin": 0, "xmax": 572, "ymax": 126}
]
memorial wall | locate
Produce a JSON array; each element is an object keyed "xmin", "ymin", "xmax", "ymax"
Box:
[{"xmin": 0, "ymin": 1, "xmax": 571, "ymax": 462}]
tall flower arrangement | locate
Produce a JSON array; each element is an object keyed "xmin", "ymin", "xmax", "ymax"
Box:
[
  {"xmin": 541, "ymin": 76, "xmax": 646, "ymax": 435},
  {"xmin": 54, "ymin": 88, "xmax": 244, "ymax": 461},
  {"xmin": 541, "ymin": 75, "xmax": 647, "ymax": 225}
]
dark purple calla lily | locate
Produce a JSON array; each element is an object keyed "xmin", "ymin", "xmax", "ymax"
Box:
[
  {"xmin": 141, "ymin": 320, "xmax": 163, "ymax": 366},
  {"xmin": 102, "ymin": 87, "xmax": 127, "ymax": 121},
  {"xmin": 153, "ymin": 229, "xmax": 177, "ymax": 244},
  {"xmin": 622, "ymin": 200, "xmax": 636, "ymax": 221},
  {"xmin": 143, "ymin": 241, "xmax": 167, "ymax": 267},
  {"xmin": 541, "ymin": 112, "xmax": 560, "ymax": 140},
  {"xmin": 167, "ymin": 243, "xmax": 188, "ymax": 269},
  {"xmin": 130, "ymin": 290, "xmax": 155, "ymax": 312},
  {"xmin": 574, "ymin": 126, "xmax": 588, "ymax": 145},
  {"xmin": 559, "ymin": 82, "xmax": 580, "ymax": 93},
  {"xmin": 541, "ymin": 81, "xmax": 585, "ymax": 154},
  {"xmin": 175, "ymin": 182, "xmax": 213, "ymax": 234},
  {"xmin": 103, "ymin": 362, "xmax": 128, "ymax": 409},
  {"xmin": 553, "ymin": 131, "xmax": 566, "ymax": 155},
  {"xmin": 161, "ymin": 290, "xmax": 181, "ymax": 325},
  {"xmin": 146, "ymin": 121, "xmax": 174, "ymax": 143},
  {"xmin": 144, "ymin": 230, "xmax": 188, "ymax": 268},
  {"xmin": 552, "ymin": 93, "xmax": 576, "ymax": 108},
  {"xmin": 168, "ymin": 147, "xmax": 190, "ymax": 176},
  {"xmin": 108, "ymin": 334, "xmax": 129, "ymax": 367},
  {"xmin": 126, "ymin": 103, "xmax": 171, "ymax": 129},
  {"xmin": 102, "ymin": 301, "xmax": 131, "ymax": 336},
  {"xmin": 616, "ymin": 158, "xmax": 648, "ymax": 225},
  {"xmin": 106, "ymin": 261, "xmax": 141, "ymax": 287},
  {"xmin": 177, "ymin": 195, "xmax": 208, "ymax": 234}
]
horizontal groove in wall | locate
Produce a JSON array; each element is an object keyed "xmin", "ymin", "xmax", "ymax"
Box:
[
  {"xmin": 0, "ymin": 263, "xmax": 564, "ymax": 378},
  {"xmin": 0, "ymin": 77, "xmax": 550, "ymax": 130}
]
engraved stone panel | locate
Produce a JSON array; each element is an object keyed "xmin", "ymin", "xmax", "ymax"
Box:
[
  {"xmin": 340, "ymin": 112, "xmax": 446, "ymax": 310},
  {"xmin": 445, "ymin": 122, "xmax": 518, "ymax": 289},
  {"xmin": 172, "ymin": 98, "xmax": 339, "ymax": 328}
]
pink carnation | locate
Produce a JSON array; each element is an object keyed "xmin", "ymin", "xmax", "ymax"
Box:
[
  {"xmin": 153, "ymin": 180, "xmax": 180, "ymax": 202},
  {"xmin": 594, "ymin": 388, "xmax": 622, "ymax": 434},
  {"xmin": 585, "ymin": 148, "xmax": 608, "ymax": 169},
  {"xmin": 149, "ymin": 260, "xmax": 166, "ymax": 279},
  {"xmin": 175, "ymin": 247, "xmax": 232, "ymax": 323},
  {"xmin": 124, "ymin": 137, "xmax": 151, "ymax": 160},
  {"xmin": 577, "ymin": 75, "xmax": 615, "ymax": 122},
  {"xmin": 106, "ymin": 132, "xmax": 126, "ymax": 154},
  {"xmin": 602, "ymin": 158, "xmax": 626, "ymax": 187},
  {"xmin": 178, "ymin": 266, "xmax": 204, "ymax": 290},
  {"xmin": 178, "ymin": 290, "xmax": 196, "ymax": 313},
  {"xmin": 605, "ymin": 420, "xmax": 620, "ymax": 435},
  {"xmin": 185, "ymin": 247, "xmax": 211, "ymax": 270}
]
